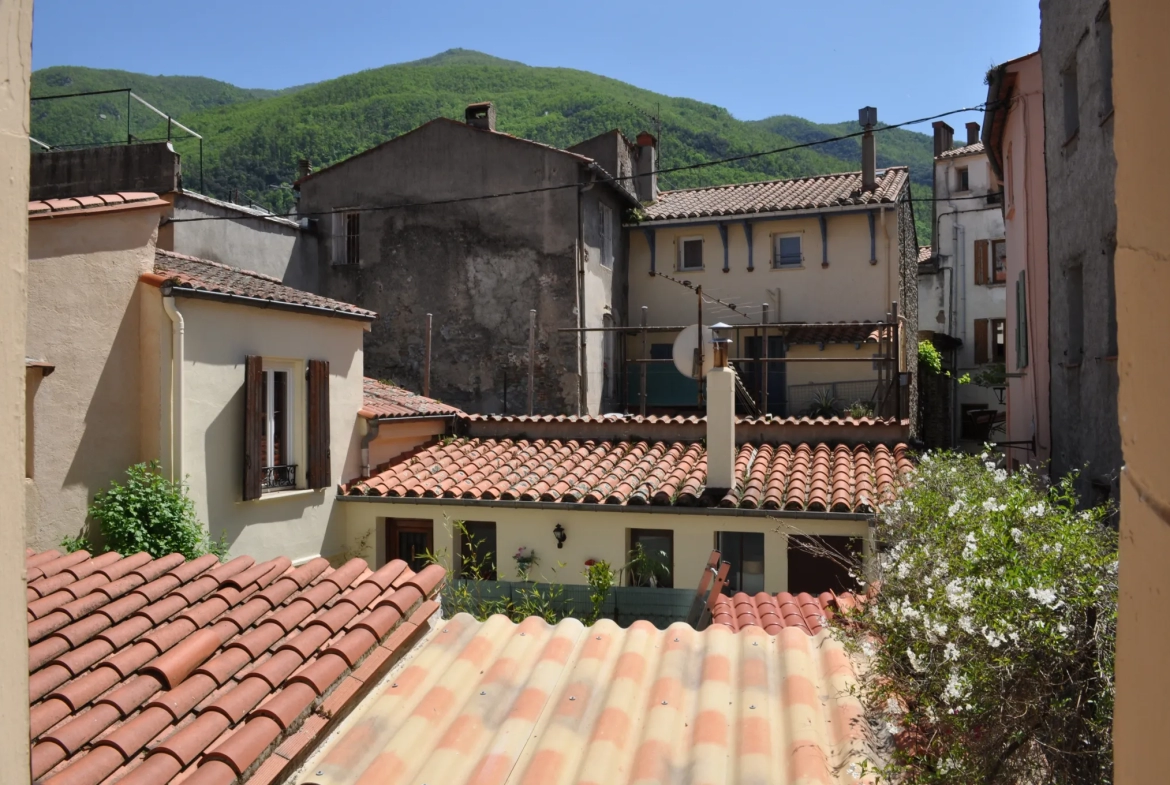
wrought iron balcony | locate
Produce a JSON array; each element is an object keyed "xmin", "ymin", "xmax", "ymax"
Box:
[{"xmin": 262, "ymin": 464, "xmax": 298, "ymax": 491}]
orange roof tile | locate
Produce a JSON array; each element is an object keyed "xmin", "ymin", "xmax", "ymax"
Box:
[
  {"xmin": 361, "ymin": 378, "xmax": 463, "ymax": 419},
  {"xmin": 918, "ymin": 245, "xmax": 934, "ymax": 264},
  {"xmin": 938, "ymin": 141, "xmax": 985, "ymax": 159},
  {"xmin": 298, "ymin": 613, "xmax": 878, "ymax": 785},
  {"xmin": 25, "ymin": 549, "xmax": 444, "ymax": 785},
  {"xmin": 711, "ymin": 590, "xmax": 864, "ymax": 635},
  {"xmin": 153, "ymin": 250, "xmax": 377, "ymax": 321},
  {"xmin": 343, "ymin": 438, "xmax": 912, "ymax": 513},
  {"xmin": 641, "ymin": 167, "xmax": 909, "ymax": 222},
  {"xmin": 28, "ymin": 192, "xmax": 168, "ymax": 220}
]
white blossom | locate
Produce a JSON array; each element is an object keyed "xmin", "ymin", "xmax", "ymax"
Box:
[
  {"xmin": 944, "ymin": 673, "xmax": 968, "ymax": 703},
  {"xmin": 958, "ymin": 615, "xmax": 976, "ymax": 634},
  {"xmin": 983, "ymin": 627, "xmax": 1006, "ymax": 647},
  {"xmin": 885, "ymin": 697, "xmax": 904, "ymax": 715},
  {"xmin": 993, "ymin": 468, "xmax": 1008, "ymax": 483},
  {"xmin": 948, "ymin": 500, "xmax": 964, "ymax": 518},
  {"xmin": 1010, "ymin": 527, "xmax": 1024, "ymax": 543},
  {"xmin": 944, "ymin": 642, "xmax": 961, "ymax": 661},
  {"xmin": 946, "ymin": 578, "xmax": 972, "ymax": 610},
  {"xmin": 1026, "ymin": 501, "xmax": 1048, "ymax": 518},
  {"xmin": 1026, "ymin": 586, "xmax": 1061, "ymax": 608},
  {"xmin": 963, "ymin": 532, "xmax": 979, "ymax": 558},
  {"xmin": 983, "ymin": 498, "xmax": 1006, "ymax": 513},
  {"xmin": 907, "ymin": 648, "xmax": 927, "ymax": 672}
]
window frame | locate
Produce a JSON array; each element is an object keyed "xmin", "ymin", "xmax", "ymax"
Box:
[
  {"xmin": 716, "ymin": 531, "xmax": 765, "ymax": 595},
  {"xmin": 385, "ymin": 518, "xmax": 433, "ymax": 573},
  {"xmin": 599, "ymin": 203, "xmax": 615, "ymax": 269},
  {"xmin": 991, "ymin": 318, "xmax": 1007, "ymax": 364},
  {"xmin": 331, "ymin": 210, "xmax": 361, "ymax": 266},
  {"xmin": 772, "ymin": 233, "xmax": 803, "ymax": 269},
  {"xmin": 261, "ymin": 359, "xmax": 301, "ymax": 492},
  {"xmin": 678, "ymin": 236, "xmax": 704, "ymax": 271},
  {"xmin": 956, "ymin": 166, "xmax": 970, "ymax": 193},
  {"xmin": 992, "ymin": 239, "xmax": 1007, "ymax": 283},
  {"xmin": 629, "ymin": 528, "xmax": 675, "ymax": 588}
]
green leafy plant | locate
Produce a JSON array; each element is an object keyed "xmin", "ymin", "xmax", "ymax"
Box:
[
  {"xmin": 833, "ymin": 451, "xmax": 1117, "ymax": 785},
  {"xmin": 88, "ymin": 461, "xmax": 228, "ymax": 561},
  {"xmin": 971, "ymin": 362, "xmax": 1007, "ymax": 388},
  {"xmin": 60, "ymin": 533, "xmax": 91, "ymax": 554},
  {"xmin": 512, "ymin": 546, "xmax": 539, "ymax": 579},
  {"xmin": 847, "ymin": 400, "xmax": 876, "ymax": 418},
  {"xmin": 622, "ymin": 543, "xmax": 671, "ymax": 588},
  {"xmin": 583, "ymin": 559, "xmax": 615, "ymax": 624},
  {"xmin": 803, "ymin": 388, "xmax": 843, "ymax": 419}
]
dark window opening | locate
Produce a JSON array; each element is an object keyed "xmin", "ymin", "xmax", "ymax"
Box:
[
  {"xmin": 956, "ymin": 166, "xmax": 970, "ymax": 192},
  {"xmin": 786, "ymin": 535, "xmax": 861, "ymax": 595},
  {"xmin": 345, "ymin": 212, "xmax": 360, "ymax": 266},
  {"xmin": 774, "ymin": 235, "xmax": 802, "ymax": 267},
  {"xmin": 458, "ymin": 521, "xmax": 497, "ymax": 580},
  {"xmin": 992, "ymin": 239, "xmax": 1007, "ymax": 283},
  {"xmin": 629, "ymin": 529, "xmax": 674, "ymax": 588},
  {"xmin": 680, "ymin": 238, "xmax": 703, "ymax": 271},
  {"xmin": 386, "ymin": 519, "xmax": 433, "ymax": 573},
  {"xmin": 717, "ymin": 532, "xmax": 765, "ymax": 595},
  {"xmin": 1063, "ymin": 60, "xmax": 1080, "ymax": 141},
  {"xmin": 742, "ymin": 335, "xmax": 787, "ymax": 415},
  {"xmin": 992, "ymin": 318, "xmax": 1007, "ymax": 363}
]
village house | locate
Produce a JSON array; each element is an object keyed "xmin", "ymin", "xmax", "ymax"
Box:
[
  {"xmin": 917, "ymin": 121, "xmax": 1008, "ymax": 445},
  {"xmin": 984, "ymin": 52, "xmax": 1053, "ymax": 473},
  {"xmin": 625, "ymin": 109, "xmax": 919, "ymax": 425},
  {"xmin": 295, "ymin": 103, "xmax": 653, "ymax": 417}
]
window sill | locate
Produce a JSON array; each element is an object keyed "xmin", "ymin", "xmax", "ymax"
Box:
[
  {"xmin": 771, "ymin": 264, "xmax": 804, "ymax": 271},
  {"xmin": 246, "ymin": 488, "xmax": 321, "ymax": 503},
  {"xmin": 677, "ymin": 267, "xmax": 704, "ymax": 273}
]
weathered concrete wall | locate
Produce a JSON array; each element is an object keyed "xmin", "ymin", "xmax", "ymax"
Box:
[
  {"xmin": 25, "ymin": 207, "xmax": 164, "ymax": 551},
  {"xmin": 29, "ymin": 142, "xmax": 180, "ymax": 199},
  {"xmin": 0, "ymin": 0, "xmax": 33, "ymax": 771},
  {"xmin": 162, "ymin": 192, "xmax": 317, "ymax": 291},
  {"xmin": 1112, "ymin": 1, "xmax": 1170, "ymax": 775},
  {"xmin": 1041, "ymin": 0, "xmax": 1121, "ymax": 502},
  {"xmin": 300, "ymin": 119, "xmax": 626, "ymax": 416}
]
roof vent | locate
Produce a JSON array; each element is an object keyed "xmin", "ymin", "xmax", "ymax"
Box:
[{"xmin": 465, "ymin": 102, "xmax": 496, "ymax": 132}]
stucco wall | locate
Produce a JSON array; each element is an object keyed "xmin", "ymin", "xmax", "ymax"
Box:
[
  {"xmin": 1041, "ymin": 0, "xmax": 1121, "ymax": 502},
  {"xmin": 300, "ymin": 119, "xmax": 626, "ymax": 417},
  {"xmin": 1002, "ymin": 54, "xmax": 1052, "ymax": 471},
  {"xmin": 154, "ymin": 295, "xmax": 366, "ymax": 563},
  {"xmin": 1110, "ymin": 1, "xmax": 1170, "ymax": 778},
  {"xmin": 343, "ymin": 499, "xmax": 870, "ymax": 594},
  {"xmin": 367, "ymin": 419, "xmax": 449, "ymax": 468},
  {"xmin": 0, "ymin": 0, "xmax": 33, "ymax": 772},
  {"xmin": 25, "ymin": 208, "xmax": 163, "ymax": 551},
  {"xmin": 162, "ymin": 192, "xmax": 318, "ymax": 292}
]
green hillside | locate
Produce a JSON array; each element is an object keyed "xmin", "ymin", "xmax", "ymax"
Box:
[{"xmin": 31, "ymin": 50, "xmax": 936, "ymax": 241}]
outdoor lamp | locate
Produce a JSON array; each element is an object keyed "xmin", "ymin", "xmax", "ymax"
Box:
[{"xmin": 553, "ymin": 523, "xmax": 567, "ymax": 548}]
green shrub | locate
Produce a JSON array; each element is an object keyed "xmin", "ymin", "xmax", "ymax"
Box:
[
  {"xmin": 87, "ymin": 461, "xmax": 228, "ymax": 561},
  {"xmin": 836, "ymin": 451, "xmax": 1117, "ymax": 784}
]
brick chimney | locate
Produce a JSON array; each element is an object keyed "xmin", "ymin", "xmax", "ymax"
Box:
[
  {"xmin": 634, "ymin": 132, "xmax": 658, "ymax": 203},
  {"xmin": 932, "ymin": 121, "xmax": 955, "ymax": 157},
  {"xmin": 705, "ymin": 331, "xmax": 735, "ymax": 490},
  {"xmin": 966, "ymin": 121, "xmax": 981, "ymax": 146},
  {"xmin": 297, "ymin": 158, "xmax": 312, "ymax": 181},
  {"xmin": 465, "ymin": 101, "xmax": 496, "ymax": 132},
  {"xmin": 859, "ymin": 106, "xmax": 877, "ymax": 192}
]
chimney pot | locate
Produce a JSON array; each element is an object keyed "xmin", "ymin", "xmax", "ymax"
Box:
[
  {"xmin": 859, "ymin": 107, "xmax": 877, "ymax": 192},
  {"xmin": 465, "ymin": 101, "xmax": 496, "ymax": 132},
  {"xmin": 966, "ymin": 121, "xmax": 981, "ymax": 146},
  {"xmin": 932, "ymin": 121, "xmax": 955, "ymax": 157}
]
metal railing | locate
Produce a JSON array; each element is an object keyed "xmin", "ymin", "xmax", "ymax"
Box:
[{"xmin": 261, "ymin": 465, "xmax": 297, "ymax": 491}]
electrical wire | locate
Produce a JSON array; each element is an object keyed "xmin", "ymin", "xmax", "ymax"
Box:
[{"xmin": 167, "ymin": 102, "xmax": 996, "ymax": 224}]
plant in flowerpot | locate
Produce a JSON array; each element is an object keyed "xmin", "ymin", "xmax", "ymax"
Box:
[{"xmin": 512, "ymin": 546, "xmax": 539, "ymax": 580}]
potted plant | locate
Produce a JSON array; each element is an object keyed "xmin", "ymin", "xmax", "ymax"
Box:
[{"xmin": 512, "ymin": 546, "xmax": 539, "ymax": 580}]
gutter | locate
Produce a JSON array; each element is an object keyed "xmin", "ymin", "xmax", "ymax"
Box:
[
  {"xmin": 160, "ymin": 283, "xmax": 376, "ymax": 324},
  {"xmin": 337, "ymin": 493, "xmax": 875, "ymax": 521},
  {"xmin": 161, "ymin": 294, "xmax": 184, "ymax": 481}
]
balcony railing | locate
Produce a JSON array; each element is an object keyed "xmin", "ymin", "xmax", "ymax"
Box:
[{"xmin": 262, "ymin": 464, "xmax": 297, "ymax": 491}]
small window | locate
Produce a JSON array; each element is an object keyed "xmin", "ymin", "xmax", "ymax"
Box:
[
  {"xmin": 956, "ymin": 166, "xmax": 970, "ymax": 192},
  {"xmin": 773, "ymin": 234, "xmax": 802, "ymax": 268},
  {"xmin": 717, "ymin": 532, "xmax": 765, "ymax": 594},
  {"xmin": 629, "ymin": 529, "xmax": 674, "ymax": 588},
  {"xmin": 260, "ymin": 363, "xmax": 297, "ymax": 491},
  {"xmin": 992, "ymin": 318, "xmax": 1006, "ymax": 363},
  {"xmin": 1063, "ymin": 60, "xmax": 1080, "ymax": 141},
  {"xmin": 992, "ymin": 239, "xmax": 1007, "ymax": 283},
  {"xmin": 332, "ymin": 211, "xmax": 360, "ymax": 266},
  {"xmin": 679, "ymin": 237, "xmax": 703, "ymax": 271},
  {"xmin": 386, "ymin": 519, "xmax": 433, "ymax": 573},
  {"xmin": 458, "ymin": 521, "xmax": 497, "ymax": 580},
  {"xmin": 599, "ymin": 204, "xmax": 614, "ymax": 268}
]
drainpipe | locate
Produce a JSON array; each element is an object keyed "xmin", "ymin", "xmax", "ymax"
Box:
[
  {"xmin": 359, "ymin": 417, "xmax": 381, "ymax": 477},
  {"xmin": 161, "ymin": 288, "xmax": 184, "ymax": 481}
]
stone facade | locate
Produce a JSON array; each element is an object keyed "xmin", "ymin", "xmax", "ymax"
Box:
[{"xmin": 1041, "ymin": 0, "xmax": 1121, "ymax": 505}]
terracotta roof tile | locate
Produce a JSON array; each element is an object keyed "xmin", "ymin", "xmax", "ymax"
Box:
[
  {"xmin": 298, "ymin": 613, "xmax": 876, "ymax": 785},
  {"xmin": 360, "ymin": 377, "xmax": 464, "ymax": 419},
  {"xmin": 938, "ymin": 141, "xmax": 985, "ymax": 159},
  {"xmin": 345, "ymin": 438, "xmax": 912, "ymax": 513},
  {"xmin": 153, "ymin": 250, "xmax": 376, "ymax": 321},
  {"xmin": 711, "ymin": 591, "xmax": 863, "ymax": 635},
  {"xmin": 641, "ymin": 167, "xmax": 909, "ymax": 221},
  {"xmin": 27, "ymin": 192, "xmax": 169, "ymax": 220},
  {"xmin": 26, "ymin": 549, "xmax": 443, "ymax": 785},
  {"xmin": 918, "ymin": 245, "xmax": 934, "ymax": 264}
]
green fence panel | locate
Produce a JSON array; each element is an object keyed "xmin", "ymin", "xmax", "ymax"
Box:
[{"xmin": 442, "ymin": 581, "xmax": 696, "ymax": 629}]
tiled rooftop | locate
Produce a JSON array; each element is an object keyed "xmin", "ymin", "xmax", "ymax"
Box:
[
  {"xmin": 641, "ymin": 167, "xmax": 909, "ymax": 222},
  {"xmin": 918, "ymin": 245, "xmax": 933, "ymax": 264},
  {"xmin": 938, "ymin": 142, "xmax": 985, "ymax": 159},
  {"xmin": 28, "ymin": 193, "xmax": 169, "ymax": 219},
  {"xmin": 361, "ymin": 378, "xmax": 464, "ymax": 419},
  {"xmin": 712, "ymin": 590, "xmax": 863, "ymax": 635},
  {"xmin": 152, "ymin": 250, "xmax": 377, "ymax": 321},
  {"xmin": 25, "ymin": 548, "xmax": 444, "ymax": 785},
  {"xmin": 344, "ymin": 438, "xmax": 912, "ymax": 512},
  {"xmin": 298, "ymin": 613, "xmax": 876, "ymax": 785}
]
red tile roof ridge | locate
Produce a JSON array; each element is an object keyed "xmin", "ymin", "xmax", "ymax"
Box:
[
  {"xmin": 458, "ymin": 412, "xmax": 904, "ymax": 426},
  {"xmin": 27, "ymin": 551, "xmax": 444, "ymax": 785},
  {"xmin": 938, "ymin": 141, "xmax": 985, "ymax": 159},
  {"xmin": 361, "ymin": 377, "xmax": 464, "ymax": 419},
  {"xmin": 656, "ymin": 166, "xmax": 910, "ymax": 197}
]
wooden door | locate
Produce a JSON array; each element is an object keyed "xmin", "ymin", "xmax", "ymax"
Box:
[{"xmin": 386, "ymin": 519, "xmax": 433, "ymax": 572}]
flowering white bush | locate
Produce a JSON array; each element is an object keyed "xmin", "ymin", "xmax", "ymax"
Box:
[{"xmin": 838, "ymin": 452, "xmax": 1116, "ymax": 784}]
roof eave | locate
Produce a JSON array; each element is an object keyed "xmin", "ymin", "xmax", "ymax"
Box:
[
  {"xmin": 162, "ymin": 283, "xmax": 378, "ymax": 322},
  {"xmin": 630, "ymin": 198, "xmax": 902, "ymax": 228}
]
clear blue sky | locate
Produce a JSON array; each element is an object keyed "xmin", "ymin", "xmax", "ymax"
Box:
[{"xmin": 31, "ymin": 0, "xmax": 1039, "ymax": 131}]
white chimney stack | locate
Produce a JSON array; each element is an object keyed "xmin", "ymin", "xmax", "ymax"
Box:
[{"xmin": 705, "ymin": 328, "xmax": 736, "ymax": 489}]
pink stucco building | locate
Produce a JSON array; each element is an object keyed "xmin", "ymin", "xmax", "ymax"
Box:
[{"xmin": 984, "ymin": 52, "xmax": 1051, "ymax": 472}]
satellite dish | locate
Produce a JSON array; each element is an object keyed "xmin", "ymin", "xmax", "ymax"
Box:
[{"xmin": 672, "ymin": 324, "xmax": 716, "ymax": 380}]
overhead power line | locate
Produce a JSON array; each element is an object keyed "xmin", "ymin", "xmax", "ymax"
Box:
[{"xmin": 167, "ymin": 102, "xmax": 995, "ymax": 224}]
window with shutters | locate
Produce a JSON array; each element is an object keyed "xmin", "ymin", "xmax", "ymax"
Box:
[
  {"xmin": 679, "ymin": 237, "xmax": 703, "ymax": 271},
  {"xmin": 773, "ymin": 234, "xmax": 803, "ymax": 268},
  {"xmin": 331, "ymin": 212, "xmax": 360, "ymax": 266},
  {"xmin": 260, "ymin": 361, "xmax": 298, "ymax": 491},
  {"xmin": 974, "ymin": 239, "xmax": 990, "ymax": 285},
  {"xmin": 974, "ymin": 317, "xmax": 990, "ymax": 365},
  {"xmin": 992, "ymin": 239, "xmax": 1007, "ymax": 283}
]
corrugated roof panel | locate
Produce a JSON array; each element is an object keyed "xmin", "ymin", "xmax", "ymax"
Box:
[{"xmin": 299, "ymin": 613, "xmax": 877, "ymax": 785}]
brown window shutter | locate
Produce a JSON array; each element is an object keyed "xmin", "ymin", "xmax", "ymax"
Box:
[
  {"xmin": 974, "ymin": 239, "xmax": 989, "ymax": 285},
  {"xmin": 307, "ymin": 359, "xmax": 331, "ymax": 489},
  {"xmin": 243, "ymin": 355, "xmax": 264, "ymax": 501},
  {"xmin": 974, "ymin": 318, "xmax": 989, "ymax": 364}
]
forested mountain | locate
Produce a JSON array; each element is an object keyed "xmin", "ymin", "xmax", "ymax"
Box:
[{"xmin": 31, "ymin": 50, "xmax": 936, "ymax": 240}]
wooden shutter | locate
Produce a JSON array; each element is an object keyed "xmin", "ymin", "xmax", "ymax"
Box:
[
  {"xmin": 974, "ymin": 318, "xmax": 990, "ymax": 365},
  {"xmin": 974, "ymin": 240, "xmax": 990, "ymax": 285},
  {"xmin": 307, "ymin": 359, "xmax": 331, "ymax": 489},
  {"xmin": 243, "ymin": 355, "xmax": 264, "ymax": 501},
  {"xmin": 1016, "ymin": 271, "xmax": 1029, "ymax": 368}
]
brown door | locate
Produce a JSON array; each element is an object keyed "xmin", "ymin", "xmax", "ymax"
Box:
[
  {"xmin": 786, "ymin": 535, "xmax": 861, "ymax": 595},
  {"xmin": 386, "ymin": 519, "xmax": 433, "ymax": 572}
]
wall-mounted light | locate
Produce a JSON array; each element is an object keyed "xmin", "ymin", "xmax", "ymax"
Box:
[
  {"xmin": 993, "ymin": 386, "xmax": 1006, "ymax": 405},
  {"xmin": 554, "ymin": 523, "xmax": 567, "ymax": 549}
]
